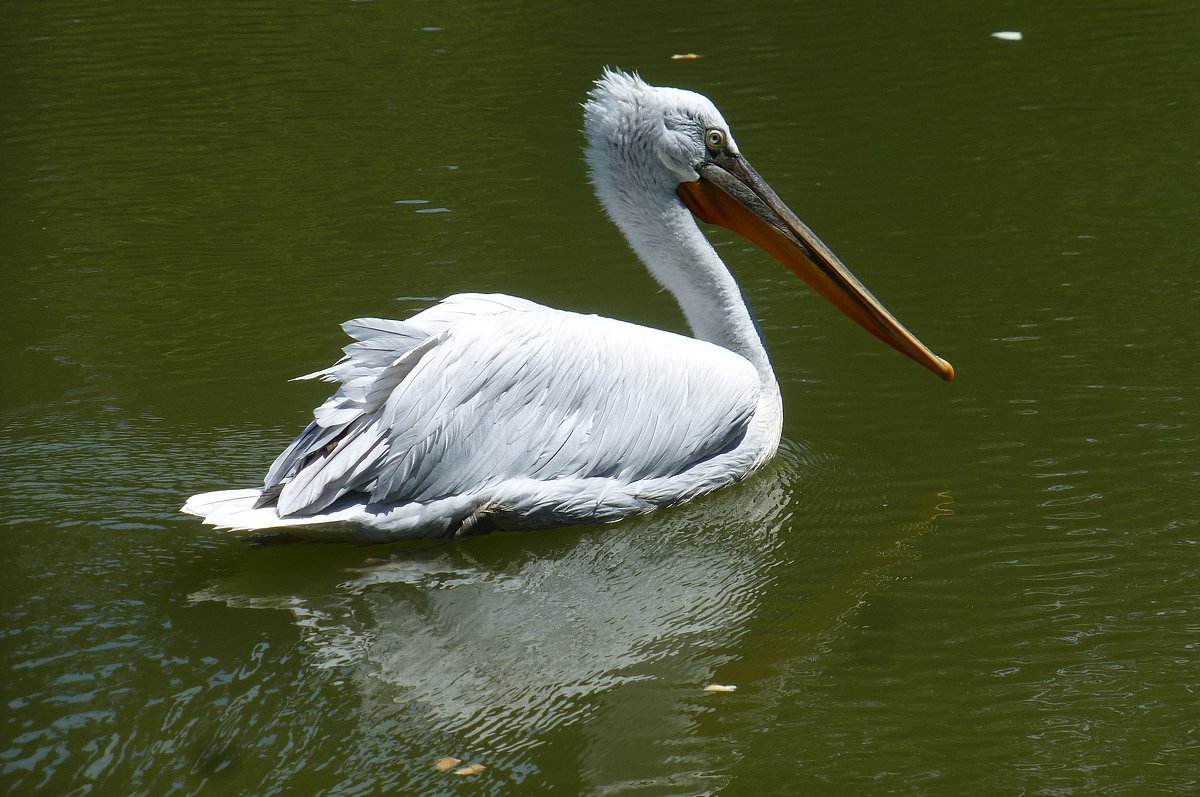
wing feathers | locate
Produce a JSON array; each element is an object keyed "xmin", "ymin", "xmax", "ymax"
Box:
[
  {"xmin": 260, "ymin": 293, "xmax": 760, "ymax": 518},
  {"xmin": 276, "ymin": 416, "xmax": 388, "ymax": 516}
]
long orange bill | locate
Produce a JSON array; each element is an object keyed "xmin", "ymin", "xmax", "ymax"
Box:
[{"xmin": 678, "ymin": 153, "xmax": 954, "ymax": 381}]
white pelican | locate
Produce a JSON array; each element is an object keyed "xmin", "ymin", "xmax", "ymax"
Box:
[{"xmin": 183, "ymin": 69, "xmax": 953, "ymax": 540}]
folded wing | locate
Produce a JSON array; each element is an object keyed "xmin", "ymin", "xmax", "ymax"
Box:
[{"xmin": 261, "ymin": 293, "xmax": 761, "ymax": 517}]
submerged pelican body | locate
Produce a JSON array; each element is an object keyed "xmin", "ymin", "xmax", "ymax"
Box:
[{"xmin": 183, "ymin": 69, "xmax": 953, "ymax": 540}]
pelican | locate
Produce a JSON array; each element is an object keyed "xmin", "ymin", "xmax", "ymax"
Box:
[{"xmin": 183, "ymin": 69, "xmax": 953, "ymax": 540}]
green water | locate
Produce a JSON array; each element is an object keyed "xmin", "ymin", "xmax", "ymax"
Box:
[{"xmin": 3, "ymin": 1, "xmax": 1197, "ymax": 794}]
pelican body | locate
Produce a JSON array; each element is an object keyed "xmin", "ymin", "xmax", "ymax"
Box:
[{"xmin": 183, "ymin": 69, "xmax": 952, "ymax": 540}]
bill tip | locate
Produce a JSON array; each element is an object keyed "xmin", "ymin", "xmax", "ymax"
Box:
[{"xmin": 939, "ymin": 359, "xmax": 955, "ymax": 382}]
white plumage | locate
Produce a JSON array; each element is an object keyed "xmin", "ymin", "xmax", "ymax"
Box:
[{"xmin": 183, "ymin": 69, "xmax": 951, "ymax": 540}]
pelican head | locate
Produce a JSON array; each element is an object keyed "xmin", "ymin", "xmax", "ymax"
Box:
[{"xmin": 584, "ymin": 68, "xmax": 953, "ymax": 381}]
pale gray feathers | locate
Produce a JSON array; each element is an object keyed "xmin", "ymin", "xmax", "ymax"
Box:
[{"xmin": 263, "ymin": 293, "xmax": 760, "ymax": 518}]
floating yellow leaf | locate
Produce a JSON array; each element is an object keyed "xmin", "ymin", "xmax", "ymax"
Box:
[
  {"xmin": 454, "ymin": 763, "xmax": 487, "ymax": 776},
  {"xmin": 434, "ymin": 757, "xmax": 461, "ymax": 772},
  {"xmin": 671, "ymin": 53, "xmax": 702, "ymax": 60}
]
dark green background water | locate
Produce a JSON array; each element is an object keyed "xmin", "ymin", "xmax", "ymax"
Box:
[{"xmin": 3, "ymin": 1, "xmax": 1197, "ymax": 794}]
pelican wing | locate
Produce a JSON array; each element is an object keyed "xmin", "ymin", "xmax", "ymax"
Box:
[{"xmin": 263, "ymin": 293, "xmax": 761, "ymax": 518}]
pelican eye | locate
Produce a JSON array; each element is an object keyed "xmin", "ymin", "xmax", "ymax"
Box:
[{"xmin": 705, "ymin": 128, "xmax": 726, "ymax": 153}]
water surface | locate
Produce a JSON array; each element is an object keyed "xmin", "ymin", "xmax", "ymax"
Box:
[{"xmin": 3, "ymin": 1, "xmax": 1198, "ymax": 794}]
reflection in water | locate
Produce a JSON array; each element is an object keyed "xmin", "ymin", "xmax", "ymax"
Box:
[
  {"xmin": 192, "ymin": 441, "xmax": 953, "ymax": 794},
  {"xmin": 194, "ymin": 444, "xmax": 799, "ymax": 794}
]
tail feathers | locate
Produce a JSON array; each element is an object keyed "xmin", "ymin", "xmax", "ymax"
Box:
[{"xmin": 181, "ymin": 488, "xmax": 358, "ymax": 531}]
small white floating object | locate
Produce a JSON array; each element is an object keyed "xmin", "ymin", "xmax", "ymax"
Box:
[
  {"xmin": 704, "ymin": 683, "xmax": 738, "ymax": 693},
  {"xmin": 992, "ymin": 31, "xmax": 1023, "ymax": 41}
]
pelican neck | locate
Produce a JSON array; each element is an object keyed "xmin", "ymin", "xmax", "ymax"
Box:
[{"xmin": 612, "ymin": 193, "xmax": 776, "ymax": 384}]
